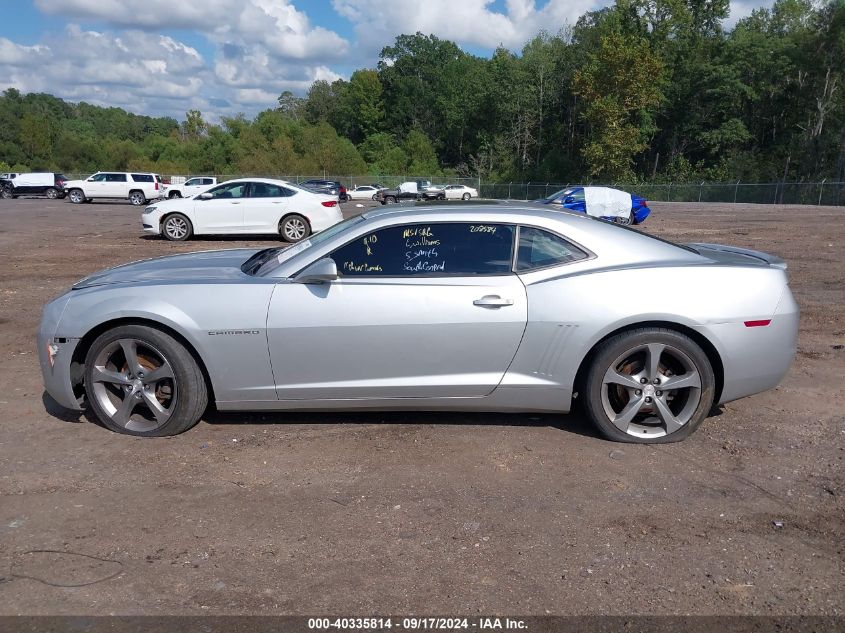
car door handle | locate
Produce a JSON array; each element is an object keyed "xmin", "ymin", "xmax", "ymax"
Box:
[
  {"xmin": 473, "ymin": 295, "xmax": 514, "ymax": 308},
  {"xmin": 231, "ymin": 201, "xmax": 241, "ymax": 204}
]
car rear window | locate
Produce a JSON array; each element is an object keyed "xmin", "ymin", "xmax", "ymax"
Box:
[
  {"xmin": 516, "ymin": 226, "xmax": 588, "ymax": 271},
  {"xmin": 132, "ymin": 174, "xmax": 154, "ymax": 182}
]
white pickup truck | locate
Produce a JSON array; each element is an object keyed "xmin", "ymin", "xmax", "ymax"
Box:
[{"xmin": 166, "ymin": 176, "xmax": 217, "ymax": 199}]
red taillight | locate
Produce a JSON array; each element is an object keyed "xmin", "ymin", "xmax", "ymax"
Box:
[
  {"xmin": 321, "ymin": 201, "xmax": 337, "ymax": 207},
  {"xmin": 155, "ymin": 181, "xmax": 160, "ymax": 190},
  {"xmin": 744, "ymin": 320, "xmax": 771, "ymax": 327}
]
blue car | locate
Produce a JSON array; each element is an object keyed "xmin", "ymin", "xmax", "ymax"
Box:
[{"xmin": 537, "ymin": 186, "xmax": 651, "ymax": 225}]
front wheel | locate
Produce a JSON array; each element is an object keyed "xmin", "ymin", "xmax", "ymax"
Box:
[
  {"xmin": 162, "ymin": 213, "xmax": 192, "ymax": 241},
  {"xmin": 280, "ymin": 214, "xmax": 310, "ymax": 242},
  {"xmin": 68, "ymin": 189, "xmax": 85, "ymax": 204},
  {"xmin": 383, "ymin": 196, "xmax": 397, "ymax": 205},
  {"xmin": 372, "ymin": 194, "xmax": 378, "ymax": 201},
  {"xmin": 581, "ymin": 328, "xmax": 715, "ymax": 443},
  {"xmin": 83, "ymin": 325, "xmax": 208, "ymax": 436},
  {"xmin": 129, "ymin": 190, "xmax": 147, "ymax": 206},
  {"xmin": 169, "ymin": 191, "xmax": 182, "ymax": 199},
  {"xmin": 462, "ymin": 192, "xmax": 471, "ymax": 200}
]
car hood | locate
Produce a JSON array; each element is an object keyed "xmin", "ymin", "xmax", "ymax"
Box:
[{"xmin": 73, "ymin": 248, "xmax": 262, "ymax": 289}]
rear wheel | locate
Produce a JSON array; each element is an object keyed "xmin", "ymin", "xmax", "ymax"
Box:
[
  {"xmin": 280, "ymin": 214, "xmax": 310, "ymax": 242},
  {"xmin": 68, "ymin": 189, "xmax": 85, "ymax": 204},
  {"xmin": 162, "ymin": 213, "xmax": 192, "ymax": 241},
  {"xmin": 129, "ymin": 190, "xmax": 147, "ymax": 206},
  {"xmin": 614, "ymin": 212, "xmax": 633, "ymax": 225},
  {"xmin": 84, "ymin": 325, "xmax": 208, "ymax": 436},
  {"xmin": 45, "ymin": 187, "xmax": 59, "ymax": 199},
  {"xmin": 581, "ymin": 328, "xmax": 715, "ymax": 443}
]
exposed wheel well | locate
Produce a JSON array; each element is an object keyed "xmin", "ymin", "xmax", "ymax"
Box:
[
  {"xmin": 572, "ymin": 320, "xmax": 724, "ymax": 405},
  {"xmin": 70, "ymin": 317, "xmax": 215, "ymax": 406}
]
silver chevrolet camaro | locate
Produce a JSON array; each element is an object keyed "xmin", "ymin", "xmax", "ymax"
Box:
[{"xmin": 38, "ymin": 205, "xmax": 798, "ymax": 443}]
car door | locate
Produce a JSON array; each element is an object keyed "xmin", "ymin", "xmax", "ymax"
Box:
[
  {"xmin": 86, "ymin": 173, "xmax": 109, "ymax": 197},
  {"xmin": 104, "ymin": 173, "xmax": 128, "ymax": 197},
  {"xmin": 244, "ymin": 182, "xmax": 291, "ymax": 232},
  {"xmin": 266, "ymin": 221, "xmax": 527, "ymax": 400},
  {"xmin": 193, "ymin": 181, "xmax": 248, "ymax": 232}
]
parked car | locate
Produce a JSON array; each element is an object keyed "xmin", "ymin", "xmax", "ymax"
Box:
[
  {"xmin": 141, "ymin": 178, "xmax": 342, "ymax": 242},
  {"xmin": 347, "ymin": 185, "xmax": 385, "ymax": 201},
  {"xmin": 39, "ymin": 204, "xmax": 797, "ymax": 443},
  {"xmin": 299, "ymin": 179, "xmax": 348, "ymax": 202},
  {"xmin": 538, "ymin": 186, "xmax": 650, "ymax": 225},
  {"xmin": 377, "ymin": 180, "xmax": 445, "ymax": 204},
  {"xmin": 1, "ymin": 172, "xmax": 67, "ymax": 199},
  {"xmin": 64, "ymin": 172, "xmax": 166, "ymax": 206},
  {"xmin": 166, "ymin": 176, "xmax": 217, "ymax": 199},
  {"xmin": 443, "ymin": 184, "xmax": 479, "ymax": 200}
]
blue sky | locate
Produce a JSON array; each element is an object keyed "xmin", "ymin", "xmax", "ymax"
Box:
[{"xmin": 0, "ymin": 0, "xmax": 770, "ymax": 121}]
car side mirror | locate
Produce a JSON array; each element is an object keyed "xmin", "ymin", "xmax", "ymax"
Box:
[
  {"xmin": 197, "ymin": 192, "xmax": 213, "ymax": 200},
  {"xmin": 293, "ymin": 258, "xmax": 338, "ymax": 284}
]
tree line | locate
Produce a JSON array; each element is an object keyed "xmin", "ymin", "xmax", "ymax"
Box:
[{"xmin": 1, "ymin": 0, "xmax": 843, "ymax": 184}]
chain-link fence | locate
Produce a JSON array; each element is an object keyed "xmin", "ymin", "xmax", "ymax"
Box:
[
  {"xmin": 64, "ymin": 173, "xmax": 482, "ymax": 191},
  {"xmin": 480, "ymin": 181, "xmax": 845, "ymax": 206}
]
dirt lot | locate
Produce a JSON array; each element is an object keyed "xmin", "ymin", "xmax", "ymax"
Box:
[{"xmin": 0, "ymin": 197, "xmax": 842, "ymax": 615}]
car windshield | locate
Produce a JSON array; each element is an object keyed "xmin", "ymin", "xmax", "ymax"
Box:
[
  {"xmin": 251, "ymin": 214, "xmax": 368, "ymax": 276},
  {"xmin": 544, "ymin": 188, "xmax": 577, "ymax": 201}
]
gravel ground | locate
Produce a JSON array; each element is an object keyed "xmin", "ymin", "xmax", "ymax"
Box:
[{"xmin": 0, "ymin": 197, "xmax": 842, "ymax": 615}]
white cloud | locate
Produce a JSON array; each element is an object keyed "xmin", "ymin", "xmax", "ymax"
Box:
[
  {"xmin": 332, "ymin": 0, "xmax": 600, "ymax": 52},
  {"xmin": 37, "ymin": 0, "xmax": 350, "ymax": 61}
]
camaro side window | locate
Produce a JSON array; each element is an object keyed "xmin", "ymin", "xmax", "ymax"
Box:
[
  {"xmin": 516, "ymin": 226, "xmax": 588, "ymax": 271},
  {"xmin": 330, "ymin": 223, "xmax": 515, "ymax": 277}
]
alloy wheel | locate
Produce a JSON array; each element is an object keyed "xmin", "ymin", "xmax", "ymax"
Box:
[
  {"xmin": 600, "ymin": 342, "xmax": 702, "ymax": 439},
  {"xmin": 164, "ymin": 216, "xmax": 188, "ymax": 240},
  {"xmin": 283, "ymin": 217, "xmax": 307, "ymax": 241},
  {"xmin": 90, "ymin": 338, "xmax": 177, "ymax": 433}
]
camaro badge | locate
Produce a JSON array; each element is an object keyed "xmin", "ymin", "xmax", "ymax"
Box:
[{"xmin": 207, "ymin": 330, "xmax": 261, "ymax": 336}]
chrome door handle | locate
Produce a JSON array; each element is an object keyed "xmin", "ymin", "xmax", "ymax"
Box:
[{"xmin": 473, "ymin": 295, "xmax": 514, "ymax": 308}]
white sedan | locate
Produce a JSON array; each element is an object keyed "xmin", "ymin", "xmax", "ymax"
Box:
[
  {"xmin": 347, "ymin": 185, "xmax": 384, "ymax": 200},
  {"xmin": 444, "ymin": 184, "xmax": 479, "ymax": 200},
  {"xmin": 142, "ymin": 178, "xmax": 343, "ymax": 242}
]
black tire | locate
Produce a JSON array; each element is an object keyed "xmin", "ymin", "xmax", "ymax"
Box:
[
  {"xmin": 1, "ymin": 186, "xmax": 11, "ymax": 199},
  {"xmin": 581, "ymin": 328, "xmax": 715, "ymax": 444},
  {"xmin": 615, "ymin": 212, "xmax": 633, "ymax": 226},
  {"xmin": 383, "ymin": 195, "xmax": 396, "ymax": 205},
  {"xmin": 280, "ymin": 214, "xmax": 311, "ymax": 242},
  {"xmin": 45, "ymin": 187, "xmax": 58, "ymax": 199},
  {"xmin": 68, "ymin": 188, "xmax": 85, "ymax": 204},
  {"xmin": 161, "ymin": 213, "xmax": 193, "ymax": 241},
  {"xmin": 462, "ymin": 192, "xmax": 471, "ymax": 200},
  {"xmin": 83, "ymin": 324, "xmax": 208, "ymax": 437},
  {"xmin": 169, "ymin": 191, "xmax": 182, "ymax": 199},
  {"xmin": 129, "ymin": 190, "xmax": 147, "ymax": 206}
]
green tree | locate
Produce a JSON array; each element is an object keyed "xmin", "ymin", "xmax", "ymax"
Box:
[{"xmin": 574, "ymin": 32, "xmax": 665, "ymax": 179}]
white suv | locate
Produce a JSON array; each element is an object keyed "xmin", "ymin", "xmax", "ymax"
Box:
[{"xmin": 64, "ymin": 172, "xmax": 165, "ymax": 205}]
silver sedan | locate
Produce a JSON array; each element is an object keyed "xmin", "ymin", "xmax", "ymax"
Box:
[{"xmin": 38, "ymin": 205, "xmax": 798, "ymax": 443}]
